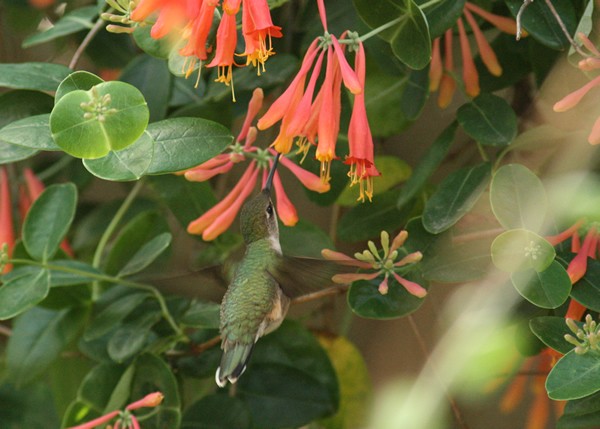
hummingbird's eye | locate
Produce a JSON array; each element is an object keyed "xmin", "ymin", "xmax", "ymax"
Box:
[{"xmin": 266, "ymin": 204, "xmax": 273, "ymax": 217}]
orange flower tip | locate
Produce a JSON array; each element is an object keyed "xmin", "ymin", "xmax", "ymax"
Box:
[
  {"xmin": 488, "ymin": 64, "xmax": 503, "ymax": 77},
  {"xmin": 127, "ymin": 392, "xmax": 164, "ymax": 410},
  {"xmin": 553, "ymin": 100, "xmax": 573, "ymax": 113}
]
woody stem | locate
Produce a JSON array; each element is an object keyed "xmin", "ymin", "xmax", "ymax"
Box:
[{"xmin": 69, "ymin": 10, "xmax": 112, "ymax": 69}]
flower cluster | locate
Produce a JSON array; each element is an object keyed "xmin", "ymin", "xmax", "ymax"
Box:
[
  {"xmin": 0, "ymin": 167, "xmax": 74, "ymax": 273},
  {"xmin": 565, "ymin": 314, "xmax": 600, "ymax": 355},
  {"xmin": 321, "ymin": 230, "xmax": 426, "ymax": 298},
  {"xmin": 185, "ymin": 88, "xmax": 329, "ymax": 241},
  {"xmin": 429, "ymin": 2, "xmax": 518, "ymax": 108},
  {"xmin": 104, "ymin": 0, "xmax": 281, "ymax": 98},
  {"xmin": 553, "ymin": 32, "xmax": 600, "ymax": 145},
  {"xmin": 67, "ymin": 391, "xmax": 164, "ymax": 429},
  {"xmin": 257, "ymin": 0, "xmax": 379, "ymax": 202}
]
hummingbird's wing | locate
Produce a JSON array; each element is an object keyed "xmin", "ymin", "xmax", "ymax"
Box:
[{"xmin": 266, "ymin": 255, "xmax": 352, "ymax": 298}]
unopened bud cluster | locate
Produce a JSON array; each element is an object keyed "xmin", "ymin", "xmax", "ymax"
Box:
[
  {"xmin": 565, "ymin": 315, "xmax": 600, "ymax": 355},
  {"xmin": 102, "ymin": 0, "xmax": 139, "ymax": 33},
  {"xmin": 354, "ymin": 231, "xmax": 422, "ymax": 274},
  {"xmin": 80, "ymin": 89, "xmax": 117, "ymax": 123},
  {"xmin": 0, "ymin": 243, "xmax": 9, "ymax": 273}
]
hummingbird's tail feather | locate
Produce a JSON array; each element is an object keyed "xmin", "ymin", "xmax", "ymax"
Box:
[{"xmin": 215, "ymin": 341, "xmax": 255, "ymax": 387}]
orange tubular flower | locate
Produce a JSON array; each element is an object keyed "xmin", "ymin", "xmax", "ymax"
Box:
[
  {"xmin": 185, "ymin": 88, "xmax": 330, "ymax": 240},
  {"xmin": 206, "ymin": 12, "xmax": 239, "ymax": 99},
  {"xmin": 0, "ymin": 168, "xmax": 14, "ymax": 273},
  {"xmin": 345, "ymin": 42, "xmax": 380, "ymax": 202},
  {"xmin": 429, "ymin": 2, "xmax": 518, "ymax": 108},
  {"xmin": 242, "ymin": 0, "xmax": 282, "ymax": 71}
]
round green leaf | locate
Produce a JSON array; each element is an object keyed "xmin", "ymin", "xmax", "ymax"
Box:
[
  {"xmin": 23, "ymin": 183, "xmax": 77, "ymax": 262},
  {"xmin": 422, "ymin": 162, "xmax": 491, "ymax": 234},
  {"xmin": 0, "ymin": 141, "xmax": 38, "ymax": 164},
  {"xmin": 546, "ymin": 350, "xmax": 600, "ymax": 400},
  {"xmin": 511, "ymin": 261, "xmax": 571, "ymax": 308},
  {"xmin": 118, "ymin": 232, "xmax": 172, "ymax": 277},
  {"xmin": 22, "ymin": 6, "xmax": 98, "ymax": 48},
  {"xmin": 0, "ymin": 114, "xmax": 59, "ymax": 150},
  {"xmin": 457, "ymin": 94, "xmax": 517, "ymax": 147},
  {"xmin": 491, "ymin": 229, "xmax": 555, "ymax": 273},
  {"xmin": 107, "ymin": 311, "xmax": 161, "ymax": 363},
  {"xmin": 55, "ymin": 71, "xmax": 104, "ymax": 103},
  {"xmin": 84, "ymin": 292, "xmax": 150, "ymax": 341},
  {"xmin": 179, "ymin": 301, "xmax": 220, "ymax": 329},
  {"xmin": 490, "ymin": 164, "xmax": 547, "ymax": 231},
  {"xmin": 347, "ymin": 273, "xmax": 427, "ymax": 319},
  {"xmin": 415, "ymin": 0, "xmax": 465, "ymax": 38},
  {"xmin": 50, "ymin": 81, "xmax": 149, "ymax": 159}
]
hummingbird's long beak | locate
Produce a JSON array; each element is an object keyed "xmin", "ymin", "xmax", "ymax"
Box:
[{"xmin": 263, "ymin": 152, "xmax": 281, "ymax": 193}]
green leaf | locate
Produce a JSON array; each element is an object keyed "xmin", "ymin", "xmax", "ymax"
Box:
[
  {"xmin": 133, "ymin": 26, "xmax": 174, "ymax": 59},
  {"xmin": 182, "ymin": 395, "xmax": 251, "ymax": 429},
  {"xmin": 547, "ymin": 350, "xmax": 600, "ymax": 400},
  {"xmin": 505, "ymin": 0, "xmax": 577, "ymax": 50},
  {"xmin": 55, "ymin": 71, "xmax": 104, "ymax": 103},
  {"xmin": 363, "ymin": 64, "xmax": 411, "ymax": 137},
  {"xmin": 50, "ymin": 81, "xmax": 149, "ymax": 159},
  {"xmin": 559, "ymin": 391, "xmax": 600, "ymax": 429},
  {"xmin": 457, "ymin": 94, "xmax": 518, "ymax": 147},
  {"xmin": 571, "ymin": 259, "xmax": 600, "ymax": 313},
  {"xmin": 6, "ymin": 306, "xmax": 87, "ymax": 386},
  {"xmin": 337, "ymin": 156, "xmax": 411, "ymax": 206},
  {"xmin": 338, "ymin": 188, "xmax": 413, "ymax": 242},
  {"xmin": 511, "ymin": 261, "xmax": 572, "ymax": 309},
  {"xmin": 353, "ymin": 0, "xmax": 431, "ymax": 69},
  {"xmin": 422, "ymin": 162, "xmax": 491, "ymax": 234},
  {"xmin": 49, "ymin": 259, "xmax": 102, "ymax": 287},
  {"xmin": 77, "ymin": 362, "xmax": 127, "ymax": 412},
  {"xmin": 414, "ymin": 0, "xmax": 465, "ymax": 38},
  {"xmin": 107, "ymin": 311, "xmax": 161, "ymax": 363},
  {"xmin": 0, "ymin": 114, "xmax": 59, "ymax": 151},
  {"xmin": 348, "ymin": 272, "xmax": 427, "ymax": 319},
  {"xmin": 238, "ymin": 320, "xmax": 339, "ymax": 428},
  {"xmin": 22, "ymin": 183, "xmax": 77, "ymax": 261},
  {"xmin": 397, "ymin": 121, "xmax": 457, "ymax": 208},
  {"xmin": 0, "ymin": 90, "xmax": 54, "ymax": 128},
  {"xmin": 279, "ymin": 219, "xmax": 334, "ymax": 258},
  {"xmin": 84, "ymin": 117, "xmax": 233, "ymax": 180},
  {"xmin": 22, "ymin": 6, "xmax": 98, "ymax": 48},
  {"xmin": 530, "ymin": 316, "xmax": 581, "ymax": 355},
  {"xmin": 130, "ymin": 353, "xmax": 181, "ymax": 428},
  {"xmin": 0, "ymin": 266, "xmax": 51, "ymax": 320},
  {"xmin": 420, "ymin": 235, "xmax": 493, "ymax": 283},
  {"xmin": 318, "ymin": 336, "xmax": 371, "ymax": 429},
  {"xmin": 0, "ymin": 141, "xmax": 38, "ymax": 164},
  {"xmin": 0, "ymin": 63, "xmax": 72, "ymax": 92},
  {"xmin": 491, "ymin": 229, "xmax": 556, "ymax": 273},
  {"xmin": 179, "ymin": 301, "xmax": 220, "ymax": 329},
  {"xmin": 84, "ymin": 292, "xmax": 150, "ymax": 341},
  {"xmin": 399, "ymin": 67, "xmax": 429, "ymax": 121},
  {"xmin": 118, "ymin": 232, "xmax": 172, "ymax": 277},
  {"xmin": 103, "ymin": 211, "xmax": 169, "ymax": 277},
  {"xmin": 120, "ymin": 54, "xmax": 172, "ymax": 122},
  {"xmin": 490, "ymin": 163, "xmax": 547, "ymax": 231}
]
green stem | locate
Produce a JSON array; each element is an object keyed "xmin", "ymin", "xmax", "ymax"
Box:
[
  {"xmin": 357, "ymin": 16, "xmax": 405, "ymax": 42},
  {"xmin": 418, "ymin": 0, "xmax": 444, "ymax": 9},
  {"xmin": 92, "ymin": 179, "xmax": 145, "ymax": 299},
  {"xmin": 475, "ymin": 142, "xmax": 489, "ymax": 162},
  {"xmin": 10, "ymin": 257, "xmax": 185, "ymax": 338},
  {"xmin": 69, "ymin": 9, "xmax": 111, "ymax": 70},
  {"xmin": 36, "ymin": 156, "xmax": 74, "ymax": 182}
]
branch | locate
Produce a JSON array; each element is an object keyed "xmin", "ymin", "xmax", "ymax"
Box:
[{"xmin": 69, "ymin": 13, "xmax": 110, "ymax": 69}]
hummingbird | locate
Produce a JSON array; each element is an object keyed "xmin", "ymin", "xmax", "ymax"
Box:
[{"xmin": 215, "ymin": 153, "xmax": 337, "ymax": 387}]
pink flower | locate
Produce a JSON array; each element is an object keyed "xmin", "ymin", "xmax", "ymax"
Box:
[
  {"xmin": 67, "ymin": 392, "xmax": 163, "ymax": 429},
  {"xmin": 185, "ymin": 88, "xmax": 331, "ymax": 240},
  {"xmin": 0, "ymin": 167, "xmax": 14, "ymax": 273},
  {"xmin": 322, "ymin": 230, "xmax": 426, "ymax": 298}
]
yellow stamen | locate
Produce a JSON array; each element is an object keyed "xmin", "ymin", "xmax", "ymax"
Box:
[{"xmin": 295, "ymin": 137, "xmax": 311, "ymax": 163}]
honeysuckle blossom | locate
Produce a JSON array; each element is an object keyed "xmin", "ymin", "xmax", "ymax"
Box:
[
  {"xmin": 499, "ymin": 349, "xmax": 564, "ymax": 429},
  {"xmin": 429, "ymin": 2, "xmax": 518, "ymax": 108},
  {"xmin": 553, "ymin": 33, "xmax": 600, "ymax": 145},
  {"xmin": 185, "ymin": 88, "xmax": 329, "ymax": 241},
  {"xmin": 106, "ymin": 0, "xmax": 282, "ymax": 95},
  {"xmin": 67, "ymin": 391, "xmax": 164, "ymax": 429},
  {"xmin": 321, "ymin": 230, "xmax": 426, "ymax": 298},
  {"xmin": 257, "ymin": 0, "xmax": 379, "ymax": 201}
]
